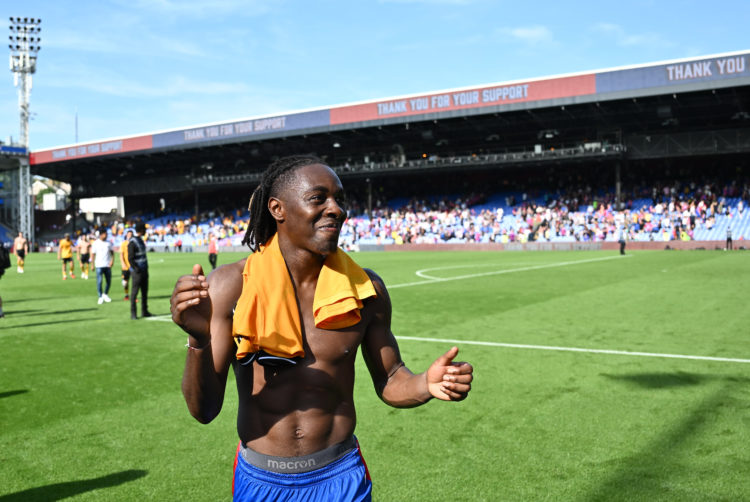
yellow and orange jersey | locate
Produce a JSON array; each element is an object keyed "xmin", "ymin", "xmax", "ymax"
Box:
[{"xmin": 59, "ymin": 239, "xmax": 73, "ymax": 259}]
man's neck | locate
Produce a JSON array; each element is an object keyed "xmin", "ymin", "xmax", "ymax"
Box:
[{"xmin": 277, "ymin": 235, "xmax": 326, "ymax": 289}]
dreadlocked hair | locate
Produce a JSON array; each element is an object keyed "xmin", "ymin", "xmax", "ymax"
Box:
[{"xmin": 242, "ymin": 155, "xmax": 325, "ymax": 251}]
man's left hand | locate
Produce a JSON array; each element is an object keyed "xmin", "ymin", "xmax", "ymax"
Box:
[{"xmin": 426, "ymin": 346, "xmax": 473, "ymax": 401}]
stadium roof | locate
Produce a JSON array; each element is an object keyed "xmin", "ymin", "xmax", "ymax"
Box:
[{"xmin": 30, "ymin": 50, "xmax": 750, "ymax": 168}]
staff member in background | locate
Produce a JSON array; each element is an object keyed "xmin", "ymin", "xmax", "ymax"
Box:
[
  {"xmin": 726, "ymin": 227, "xmax": 733, "ymax": 250},
  {"xmin": 58, "ymin": 233, "xmax": 76, "ymax": 280},
  {"xmin": 128, "ymin": 223, "xmax": 153, "ymax": 319},
  {"xmin": 208, "ymin": 233, "xmax": 219, "ymax": 270},
  {"xmin": 120, "ymin": 229, "xmax": 133, "ymax": 301},
  {"xmin": 617, "ymin": 224, "xmax": 627, "ymax": 255},
  {"xmin": 91, "ymin": 229, "xmax": 114, "ymax": 304}
]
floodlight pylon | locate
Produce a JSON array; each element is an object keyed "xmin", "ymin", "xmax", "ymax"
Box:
[{"xmin": 8, "ymin": 16, "xmax": 41, "ymax": 242}]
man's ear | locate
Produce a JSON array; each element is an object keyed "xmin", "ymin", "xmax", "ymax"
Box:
[{"xmin": 268, "ymin": 197, "xmax": 285, "ymax": 223}]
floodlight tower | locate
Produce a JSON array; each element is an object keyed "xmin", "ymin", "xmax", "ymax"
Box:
[
  {"xmin": 9, "ymin": 16, "xmax": 41, "ymax": 147},
  {"xmin": 8, "ymin": 16, "xmax": 41, "ymax": 243}
]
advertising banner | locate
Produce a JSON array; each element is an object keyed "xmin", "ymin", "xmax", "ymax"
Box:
[
  {"xmin": 597, "ymin": 53, "xmax": 748, "ymax": 93},
  {"xmin": 30, "ymin": 135, "xmax": 153, "ymax": 164},
  {"xmin": 151, "ymin": 109, "xmax": 330, "ymax": 149},
  {"xmin": 330, "ymin": 74, "xmax": 596, "ymax": 124}
]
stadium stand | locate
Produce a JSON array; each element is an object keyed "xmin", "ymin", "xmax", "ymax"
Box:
[
  {"xmin": 18, "ymin": 51, "xmax": 750, "ymax": 252},
  {"xmin": 341, "ymin": 179, "xmax": 749, "ymax": 246},
  {"xmin": 44, "ymin": 175, "xmax": 746, "ymax": 254},
  {"xmin": 0, "ymin": 223, "xmax": 13, "ymax": 244}
]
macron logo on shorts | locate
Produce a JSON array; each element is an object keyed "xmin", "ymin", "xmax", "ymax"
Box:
[{"xmin": 267, "ymin": 458, "xmax": 317, "ymax": 472}]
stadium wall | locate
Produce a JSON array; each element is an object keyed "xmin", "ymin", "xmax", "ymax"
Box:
[{"xmin": 358, "ymin": 240, "xmax": 742, "ymax": 252}]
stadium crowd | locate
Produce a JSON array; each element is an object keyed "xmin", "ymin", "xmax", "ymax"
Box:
[
  {"xmin": 26, "ymin": 170, "xmax": 748, "ymax": 255},
  {"xmin": 342, "ymin": 179, "xmax": 749, "ymax": 246},
  {"xmin": 34, "ymin": 177, "xmax": 745, "ymax": 253}
]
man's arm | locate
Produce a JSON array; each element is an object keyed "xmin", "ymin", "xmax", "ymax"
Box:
[
  {"xmin": 361, "ymin": 270, "xmax": 473, "ymax": 408},
  {"xmin": 171, "ymin": 261, "xmax": 244, "ymax": 423}
]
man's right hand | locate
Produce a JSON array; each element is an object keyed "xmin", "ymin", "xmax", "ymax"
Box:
[{"xmin": 171, "ymin": 264, "xmax": 212, "ymax": 344}]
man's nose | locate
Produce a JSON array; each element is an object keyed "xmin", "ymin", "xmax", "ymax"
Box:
[{"xmin": 326, "ymin": 198, "xmax": 346, "ymax": 219}]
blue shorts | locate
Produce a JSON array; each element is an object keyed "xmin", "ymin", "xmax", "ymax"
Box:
[{"xmin": 232, "ymin": 437, "xmax": 372, "ymax": 501}]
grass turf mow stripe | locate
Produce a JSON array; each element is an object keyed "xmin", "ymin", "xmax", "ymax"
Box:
[
  {"xmin": 398, "ymin": 253, "xmax": 750, "ymax": 365},
  {"xmin": 152, "ymin": 254, "xmax": 748, "ymax": 364}
]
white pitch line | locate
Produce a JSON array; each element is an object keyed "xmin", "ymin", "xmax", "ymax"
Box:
[
  {"xmin": 415, "ymin": 262, "xmax": 538, "ymax": 280},
  {"xmin": 144, "ymin": 315, "xmax": 173, "ymax": 322},
  {"xmin": 148, "ymin": 315, "xmax": 750, "ymax": 363},
  {"xmin": 149, "ymin": 311, "xmax": 748, "ymax": 364},
  {"xmin": 396, "ymin": 336, "xmax": 750, "ymax": 364},
  {"xmin": 390, "ymin": 254, "xmax": 631, "ymax": 289}
]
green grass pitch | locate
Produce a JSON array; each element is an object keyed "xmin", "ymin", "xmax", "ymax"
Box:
[{"xmin": 1, "ymin": 249, "xmax": 748, "ymax": 501}]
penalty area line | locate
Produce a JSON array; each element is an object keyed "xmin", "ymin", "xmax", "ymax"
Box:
[
  {"xmin": 391, "ymin": 254, "xmax": 631, "ymax": 289},
  {"xmin": 396, "ymin": 336, "xmax": 750, "ymax": 364}
]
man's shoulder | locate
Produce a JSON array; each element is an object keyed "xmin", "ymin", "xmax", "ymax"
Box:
[
  {"xmin": 363, "ymin": 268, "xmax": 386, "ymax": 291},
  {"xmin": 361, "ymin": 268, "xmax": 391, "ymax": 314},
  {"xmin": 211, "ymin": 257, "xmax": 246, "ymax": 276},
  {"xmin": 207, "ymin": 258, "xmax": 247, "ymax": 307}
]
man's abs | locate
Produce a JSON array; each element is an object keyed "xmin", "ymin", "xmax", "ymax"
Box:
[{"xmin": 235, "ymin": 362, "xmax": 357, "ymax": 457}]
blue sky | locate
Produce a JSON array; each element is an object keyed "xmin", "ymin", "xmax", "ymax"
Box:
[{"xmin": 3, "ymin": 0, "xmax": 749, "ymax": 150}]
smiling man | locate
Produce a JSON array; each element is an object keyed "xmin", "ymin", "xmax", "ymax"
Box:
[{"xmin": 171, "ymin": 155, "xmax": 473, "ymax": 501}]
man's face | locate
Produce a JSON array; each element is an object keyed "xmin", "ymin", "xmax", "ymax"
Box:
[
  {"xmin": 273, "ymin": 163, "xmax": 347, "ymax": 257},
  {"xmin": 99, "ymin": 232, "xmax": 107, "ymax": 241}
]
